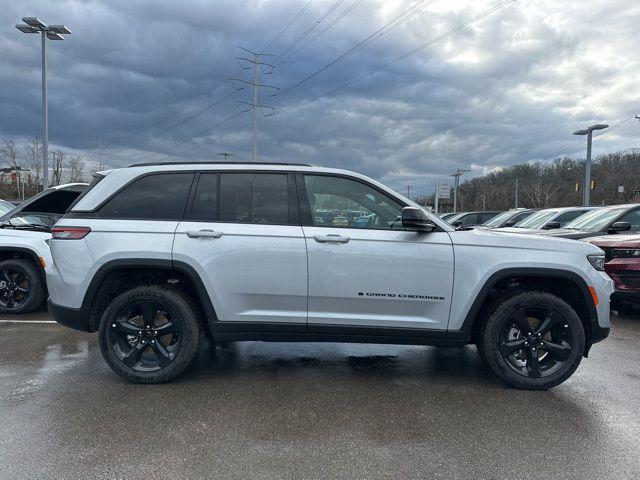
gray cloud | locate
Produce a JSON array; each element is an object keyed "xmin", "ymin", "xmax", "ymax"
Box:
[{"xmin": 1, "ymin": 0, "xmax": 639, "ymax": 197}]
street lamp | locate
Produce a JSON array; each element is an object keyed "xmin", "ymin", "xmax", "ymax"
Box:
[
  {"xmin": 16, "ymin": 17, "xmax": 71, "ymax": 190},
  {"xmin": 573, "ymin": 124, "xmax": 608, "ymax": 206}
]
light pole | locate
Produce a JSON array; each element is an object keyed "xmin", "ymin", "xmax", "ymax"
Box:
[
  {"xmin": 450, "ymin": 168, "xmax": 470, "ymax": 213},
  {"xmin": 573, "ymin": 124, "xmax": 608, "ymax": 206},
  {"xmin": 16, "ymin": 17, "xmax": 71, "ymax": 190}
]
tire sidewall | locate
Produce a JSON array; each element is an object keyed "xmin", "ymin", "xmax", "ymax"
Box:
[
  {"xmin": 98, "ymin": 286, "xmax": 200, "ymax": 383},
  {"xmin": 482, "ymin": 291, "xmax": 586, "ymax": 390}
]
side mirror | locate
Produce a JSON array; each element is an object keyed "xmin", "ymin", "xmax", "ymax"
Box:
[
  {"xmin": 402, "ymin": 207, "xmax": 435, "ymax": 232},
  {"xmin": 503, "ymin": 220, "xmax": 516, "ymax": 227},
  {"xmin": 452, "ymin": 220, "xmax": 463, "ymax": 228},
  {"xmin": 609, "ymin": 221, "xmax": 631, "ymax": 233},
  {"xmin": 542, "ymin": 221, "xmax": 561, "ymax": 230}
]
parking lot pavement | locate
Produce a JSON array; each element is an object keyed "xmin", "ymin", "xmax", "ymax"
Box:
[{"xmin": 0, "ymin": 311, "xmax": 638, "ymax": 480}]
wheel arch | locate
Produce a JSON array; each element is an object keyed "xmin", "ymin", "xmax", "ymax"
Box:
[
  {"xmin": 460, "ymin": 268, "xmax": 599, "ymax": 351},
  {"xmin": 81, "ymin": 259, "xmax": 218, "ymax": 332},
  {"xmin": 0, "ymin": 246, "xmax": 46, "ymax": 280}
]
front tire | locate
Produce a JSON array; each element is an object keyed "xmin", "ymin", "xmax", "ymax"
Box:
[
  {"xmin": 0, "ymin": 258, "xmax": 46, "ymax": 314},
  {"xmin": 480, "ymin": 291, "xmax": 585, "ymax": 390},
  {"xmin": 98, "ymin": 286, "xmax": 200, "ymax": 383}
]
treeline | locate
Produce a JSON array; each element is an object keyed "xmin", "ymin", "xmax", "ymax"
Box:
[
  {"xmin": 419, "ymin": 149, "xmax": 640, "ymax": 212},
  {"xmin": 0, "ymin": 138, "xmax": 91, "ymax": 200}
]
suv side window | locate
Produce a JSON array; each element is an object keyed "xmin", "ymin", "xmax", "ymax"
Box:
[
  {"xmin": 303, "ymin": 175, "xmax": 403, "ymax": 230},
  {"xmin": 218, "ymin": 173, "xmax": 290, "ymax": 224},
  {"xmin": 554, "ymin": 210, "xmax": 585, "ymax": 226},
  {"xmin": 618, "ymin": 209, "xmax": 640, "ymax": 231},
  {"xmin": 98, "ymin": 173, "xmax": 193, "ymax": 220}
]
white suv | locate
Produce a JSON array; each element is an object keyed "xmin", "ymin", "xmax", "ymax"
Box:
[{"xmin": 47, "ymin": 162, "xmax": 613, "ymax": 389}]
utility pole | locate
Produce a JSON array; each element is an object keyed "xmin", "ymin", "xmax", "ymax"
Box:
[
  {"xmin": 480, "ymin": 194, "xmax": 486, "ymax": 211},
  {"xmin": 16, "ymin": 18, "xmax": 71, "ymax": 189},
  {"xmin": 450, "ymin": 168, "xmax": 470, "ymax": 213},
  {"xmin": 406, "ymin": 185, "xmax": 411, "ymax": 199},
  {"xmin": 434, "ymin": 181, "xmax": 439, "ymax": 214},
  {"xmin": 233, "ymin": 47, "xmax": 278, "ymax": 162},
  {"xmin": 218, "ymin": 152, "xmax": 234, "ymax": 160},
  {"xmin": 573, "ymin": 124, "xmax": 608, "ymax": 206},
  {"xmin": 515, "ymin": 178, "xmax": 518, "ymax": 208}
]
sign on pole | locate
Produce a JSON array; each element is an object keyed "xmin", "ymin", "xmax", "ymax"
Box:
[
  {"xmin": 618, "ymin": 185, "xmax": 624, "ymax": 193},
  {"xmin": 437, "ymin": 182, "xmax": 451, "ymax": 199}
]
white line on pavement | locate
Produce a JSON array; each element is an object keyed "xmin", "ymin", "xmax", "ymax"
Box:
[{"xmin": 0, "ymin": 319, "xmax": 57, "ymax": 324}]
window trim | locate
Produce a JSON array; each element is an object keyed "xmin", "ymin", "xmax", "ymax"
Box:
[
  {"xmin": 184, "ymin": 170, "xmax": 301, "ymax": 226},
  {"xmin": 93, "ymin": 171, "xmax": 196, "ymax": 221},
  {"xmin": 296, "ymin": 172, "xmax": 421, "ymax": 232}
]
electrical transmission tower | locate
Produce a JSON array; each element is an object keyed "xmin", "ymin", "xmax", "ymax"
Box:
[{"xmin": 232, "ymin": 47, "xmax": 279, "ymax": 161}]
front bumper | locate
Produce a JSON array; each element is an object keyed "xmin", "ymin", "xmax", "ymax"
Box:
[{"xmin": 48, "ymin": 298, "xmax": 92, "ymax": 332}]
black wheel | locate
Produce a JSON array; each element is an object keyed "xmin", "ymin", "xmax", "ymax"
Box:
[
  {"xmin": 98, "ymin": 286, "xmax": 200, "ymax": 383},
  {"xmin": 480, "ymin": 291, "xmax": 585, "ymax": 390},
  {"xmin": 0, "ymin": 258, "xmax": 45, "ymax": 314}
]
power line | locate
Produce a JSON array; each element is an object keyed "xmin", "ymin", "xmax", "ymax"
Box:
[
  {"xmin": 263, "ymin": 1, "xmax": 313, "ymax": 51},
  {"xmin": 277, "ymin": 0, "xmax": 439, "ymax": 99},
  {"xmin": 273, "ymin": 0, "xmax": 514, "ymax": 117},
  {"xmin": 278, "ymin": 0, "xmax": 362, "ymax": 66}
]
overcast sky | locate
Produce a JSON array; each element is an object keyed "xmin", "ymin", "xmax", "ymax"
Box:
[{"xmin": 1, "ymin": 0, "xmax": 639, "ymax": 196}]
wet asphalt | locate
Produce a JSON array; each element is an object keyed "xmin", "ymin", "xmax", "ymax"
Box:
[{"xmin": 0, "ymin": 307, "xmax": 639, "ymax": 480}]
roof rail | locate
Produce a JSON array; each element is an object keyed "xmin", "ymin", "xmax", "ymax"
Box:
[{"xmin": 128, "ymin": 161, "xmax": 312, "ymax": 168}]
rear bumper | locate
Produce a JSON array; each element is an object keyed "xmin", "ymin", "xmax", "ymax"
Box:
[{"xmin": 47, "ymin": 298, "xmax": 92, "ymax": 332}]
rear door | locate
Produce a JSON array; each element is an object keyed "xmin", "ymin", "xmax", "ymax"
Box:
[
  {"xmin": 173, "ymin": 171, "xmax": 307, "ymax": 326},
  {"xmin": 299, "ymin": 173, "xmax": 454, "ymax": 331}
]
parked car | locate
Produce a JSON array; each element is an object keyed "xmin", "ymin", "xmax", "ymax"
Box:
[
  {"xmin": 0, "ymin": 183, "xmax": 88, "ymax": 313},
  {"xmin": 585, "ymin": 234, "xmax": 640, "ymax": 305},
  {"xmin": 0, "ymin": 199, "xmax": 15, "ymax": 216},
  {"xmin": 538, "ymin": 204, "xmax": 640, "ymax": 240},
  {"xmin": 498, "ymin": 207, "xmax": 595, "ymax": 234},
  {"xmin": 47, "ymin": 161, "xmax": 612, "ymax": 389},
  {"xmin": 447, "ymin": 211, "xmax": 502, "ymax": 228},
  {"xmin": 481, "ymin": 209, "xmax": 539, "ymax": 229},
  {"xmin": 439, "ymin": 212, "xmax": 457, "ymax": 221}
]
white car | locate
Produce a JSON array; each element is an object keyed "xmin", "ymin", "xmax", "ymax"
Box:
[
  {"xmin": 0, "ymin": 183, "xmax": 87, "ymax": 313},
  {"xmin": 47, "ymin": 162, "xmax": 613, "ymax": 389},
  {"xmin": 498, "ymin": 206, "xmax": 596, "ymax": 234}
]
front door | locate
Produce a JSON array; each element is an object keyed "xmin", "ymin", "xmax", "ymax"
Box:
[
  {"xmin": 300, "ymin": 174, "xmax": 454, "ymax": 331},
  {"xmin": 173, "ymin": 172, "xmax": 307, "ymax": 325}
]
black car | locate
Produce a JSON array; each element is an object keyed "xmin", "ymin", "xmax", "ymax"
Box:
[
  {"xmin": 447, "ymin": 211, "xmax": 502, "ymax": 228},
  {"xmin": 537, "ymin": 204, "xmax": 640, "ymax": 239},
  {"xmin": 481, "ymin": 209, "xmax": 539, "ymax": 228}
]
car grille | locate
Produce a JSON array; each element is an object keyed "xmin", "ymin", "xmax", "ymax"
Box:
[
  {"xmin": 615, "ymin": 272, "xmax": 640, "ymax": 289},
  {"xmin": 602, "ymin": 247, "xmax": 614, "ymax": 262}
]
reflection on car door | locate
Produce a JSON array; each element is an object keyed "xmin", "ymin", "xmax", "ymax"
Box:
[{"xmin": 300, "ymin": 174, "xmax": 454, "ymax": 331}]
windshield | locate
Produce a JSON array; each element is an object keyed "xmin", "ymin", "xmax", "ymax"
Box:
[
  {"xmin": 514, "ymin": 210, "xmax": 559, "ymax": 229},
  {"xmin": 446, "ymin": 213, "xmax": 465, "ymax": 224},
  {"xmin": 563, "ymin": 207, "xmax": 626, "ymax": 232},
  {"xmin": 484, "ymin": 211, "xmax": 514, "ymax": 228},
  {"xmin": 4, "ymin": 213, "xmax": 61, "ymax": 229}
]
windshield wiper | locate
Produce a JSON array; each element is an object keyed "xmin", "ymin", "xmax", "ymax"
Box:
[{"xmin": 0, "ymin": 222, "xmax": 50, "ymax": 231}]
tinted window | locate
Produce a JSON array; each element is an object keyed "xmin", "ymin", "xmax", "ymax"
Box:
[
  {"xmin": 304, "ymin": 175, "xmax": 403, "ymax": 230},
  {"xmin": 479, "ymin": 212, "xmax": 499, "ymax": 223},
  {"xmin": 554, "ymin": 210, "xmax": 587, "ymax": 226},
  {"xmin": 191, "ymin": 173, "xmax": 219, "ymax": 221},
  {"xmin": 99, "ymin": 173, "xmax": 193, "ymax": 220},
  {"xmin": 22, "ymin": 190, "xmax": 84, "ymax": 214},
  {"xmin": 219, "ymin": 173, "xmax": 289, "ymax": 224},
  {"xmin": 460, "ymin": 213, "xmax": 479, "ymax": 226},
  {"xmin": 618, "ymin": 209, "xmax": 640, "ymax": 231}
]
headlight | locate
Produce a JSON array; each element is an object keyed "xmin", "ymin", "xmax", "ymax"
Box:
[
  {"xmin": 611, "ymin": 248, "xmax": 640, "ymax": 258},
  {"xmin": 587, "ymin": 254, "xmax": 605, "ymax": 271}
]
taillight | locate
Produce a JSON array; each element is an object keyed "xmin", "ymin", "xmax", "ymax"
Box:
[{"xmin": 51, "ymin": 226, "xmax": 91, "ymax": 239}]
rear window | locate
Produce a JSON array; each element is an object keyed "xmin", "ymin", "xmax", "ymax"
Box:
[
  {"xmin": 98, "ymin": 173, "xmax": 193, "ymax": 220},
  {"xmin": 23, "ymin": 190, "xmax": 83, "ymax": 214}
]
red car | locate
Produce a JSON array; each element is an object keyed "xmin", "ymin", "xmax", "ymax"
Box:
[{"xmin": 586, "ymin": 234, "xmax": 640, "ymax": 305}]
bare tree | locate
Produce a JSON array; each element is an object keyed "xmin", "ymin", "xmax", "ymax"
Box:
[
  {"xmin": 24, "ymin": 138, "xmax": 43, "ymax": 192},
  {"xmin": 50, "ymin": 150, "xmax": 66, "ymax": 186},
  {"xmin": 67, "ymin": 155, "xmax": 85, "ymax": 183},
  {"xmin": 1, "ymin": 139, "xmax": 21, "ymax": 198}
]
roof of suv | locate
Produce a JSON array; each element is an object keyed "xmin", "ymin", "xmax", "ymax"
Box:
[{"xmin": 128, "ymin": 161, "xmax": 313, "ymax": 168}]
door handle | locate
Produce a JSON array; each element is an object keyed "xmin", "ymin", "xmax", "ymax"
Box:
[
  {"xmin": 313, "ymin": 234, "xmax": 350, "ymax": 244},
  {"xmin": 186, "ymin": 229, "xmax": 223, "ymax": 239}
]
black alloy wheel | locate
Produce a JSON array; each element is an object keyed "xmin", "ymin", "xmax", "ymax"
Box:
[
  {"xmin": 499, "ymin": 307, "xmax": 574, "ymax": 379},
  {"xmin": 107, "ymin": 300, "xmax": 183, "ymax": 372},
  {"xmin": 0, "ymin": 266, "xmax": 31, "ymax": 309},
  {"xmin": 99, "ymin": 286, "xmax": 201, "ymax": 383}
]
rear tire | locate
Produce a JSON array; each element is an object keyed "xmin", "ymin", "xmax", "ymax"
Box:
[
  {"xmin": 99, "ymin": 285, "xmax": 200, "ymax": 384},
  {"xmin": 0, "ymin": 258, "xmax": 46, "ymax": 314},
  {"xmin": 480, "ymin": 291, "xmax": 585, "ymax": 390}
]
